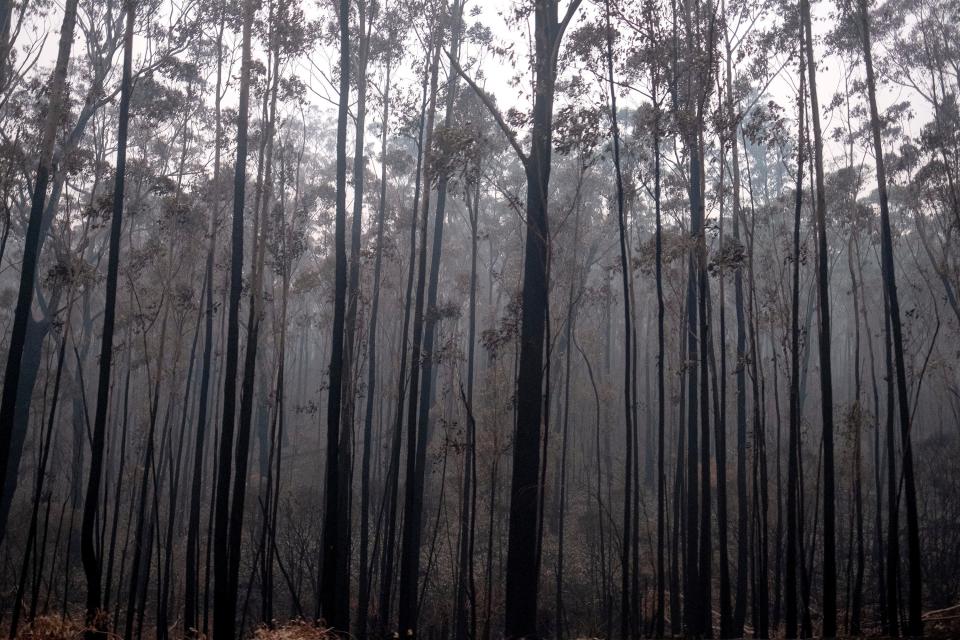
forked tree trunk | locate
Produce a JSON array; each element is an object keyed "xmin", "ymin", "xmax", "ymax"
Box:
[{"xmin": 503, "ymin": 3, "xmax": 581, "ymax": 637}]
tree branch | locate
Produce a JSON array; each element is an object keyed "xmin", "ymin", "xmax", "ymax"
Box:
[
  {"xmin": 557, "ymin": 0, "xmax": 584, "ymax": 41},
  {"xmin": 549, "ymin": 0, "xmax": 583, "ymax": 73},
  {"xmin": 445, "ymin": 50, "xmax": 529, "ymax": 166}
]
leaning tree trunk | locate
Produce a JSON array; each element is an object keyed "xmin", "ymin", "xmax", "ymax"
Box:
[{"xmin": 0, "ymin": 0, "xmax": 79, "ymax": 538}]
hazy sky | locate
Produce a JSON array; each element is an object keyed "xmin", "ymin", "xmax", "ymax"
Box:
[{"xmin": 15, "ymin": 0, "xmax": 930, "ymax": 191}]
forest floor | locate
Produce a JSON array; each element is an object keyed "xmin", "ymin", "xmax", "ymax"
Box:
[
  {"xmin": 14, "ymin": 616, "xmax": 337, "ymax": 639},
  {"xmin": 12, "ymin": 608, "xmax": 960, "ymax": 640}
]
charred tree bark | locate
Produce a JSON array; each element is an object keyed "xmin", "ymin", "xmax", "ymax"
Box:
[
  {"xmin": 603, "ymin": 2, "xmax": 634, "ymax": 635},
  {"xmin": 378, "ymin": 56, "xmax": 430, "ymax": 637},
  {"xmin": 212, "ymin": 0, "xmax": 254, "ymax": 634},
  {"xmin": 786, "ymin": 37, "xmax": 806, "ymax": 637},
  {"xmin": 319, "ymin": 0, "xmax": 351, "ymax": 632},
  {"xmin": 502, "ymin": 3, "xmax": 581, "ymax": 637},
  {"xmin": 799, "ymin": 0, "xmax": 838, "ymax": 632},
  {"xmin": 80, "ymin": 2, "xmax": 134, "ymax": 631},
  {"xmin": 650, "ymin": 23, "xmax": 666, "ymax": 636},
  {"xmin": 185, "ymin": 5, "xmax": 226, "ymax": 634},
  {"xmin": 9, "ymin": 304, "xmax": 72, "ymax": 638},
  {"xmin": 397, "ymin": 37, "xmax": 440, "ymax": 639},
  {"xmin": 0, "ymin": 0, "xmax": 79, "ymax": 539},
  {"xmin": 358, "ymin": 38, "xmax": 392, "ymax": 640},
  {"xmin": 855, "ymin": 1, "xmax": 923, "ymax": 632}
]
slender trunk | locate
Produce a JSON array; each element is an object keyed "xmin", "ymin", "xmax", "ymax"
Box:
[
  {"xmin": 684, "ymin": 140, "xmax": 702, "ymax": 640},
  {"xmin": 123, "ymin": 309, "xmax": 171, "ymax": 640},
  {"xmin": 456, "ymin": 378, "xmax": 478, "ymax": 640},
  {"xmin": 319, "ymin": 0, "xmax": 351, "ymax": 629},
  {"xmin": 212, "ymin": 0, "xmax": 253, "ymax": 634},
  {"xmin": 359, "ymin": 44, "xmax": 391, "ymax": 640},
  {"xmin": 742, "ymin": 143, "xmax": 770, "ymax": 638},
  {"xmin": 714, "ymin": 122, "xmax": 731, "ymax": 640},
  {"xmin": 722, "ymin": 14, "xmax": 748, "ymax": 637},
  {"xmin": 856, "ymin": 2, "xmax": 923, "ymax": 632},
  {"xmin": 378, "ymin": 58, "xmax": 430, "ymax": 637},
  {"xmin": 651, "ymin": 42, "xmax": 666, "ymax": 640},
  {"xmin": 102, "ymin": 339, "xmax": 132, "ymax": 615},
  {"xmin": 786, "ymin": 32, "xmax": 806, "ymax": 638},
  {"xmin": 799, "ymin": 0, "xmax": 838, "ymax": 631},
  {"xmin": 603, "ymin": 3, "xmax": 633, "ymax": 636},
  {"xmin": 185, "ymin": 7, "xmax": 225, "ymax": 634},
  {"xmin": 80, "ymin": 4, "xmax": 134, "ymax": 631},
  {"xmin": 483, "ymin": 455, "xmax": 498, "ymax": 640},
  {"xmin": 333, "ymin": 0, "xmax": 372, "ymax": 625},
  {"xmin": 671, "ymin": 307, "xmax": 687, "ymax": 637},
  {"xmin": 158, "ymin": 274, "xmax": 206, "ymax": 639},
  {"xmin": 455, "ymin": 162, "xmax": 481, "ymax": 640},
  {"xmin": 9, "ymin": 306, "xmax": 72, "ymax": 638},
  {"xmin": 231, "ymin": 15, "xmax": 282, "ymax": 629},
  {"xmin": 553, "ymin": 198, "xmax": 581, "ymax": 640},
  {"xmin": 696, "ymin": 133, "xmax": 713, "ymax": 640},
  {"xmin": 845, "ymin": 149, "xmax": 866, "ymax": 640},
  {"xmin": 397, "ymin": 38, "xmax": 441, "ymax": 638},
  {"xmin": 406, "ymin": 4, "xmax": 465, "ymax": 632}
]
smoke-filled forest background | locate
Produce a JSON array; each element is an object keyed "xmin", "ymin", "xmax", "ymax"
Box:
[{"xmin": 0, "ymin": 0, "xmax": 959, "ymax": 637}]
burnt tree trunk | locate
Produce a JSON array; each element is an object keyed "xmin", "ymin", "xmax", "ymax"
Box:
[
  {"xmin": 80, "ymin": 2, "xmax": 135, "ymax": 631},
  {"xmin": 212, "ymin": 0, "xmax": 254, "ymax": 634},
  {"xmin": 319, "ymin": 0, "xmax": 352, "ymax": 631},
  {"xmin": 856, "ymin": 1, "xmax": 923, "ymax": 632},
  {"xmin": 0, "ymin": 0, "xmax": 79, "ymax": 539},
  {"xmin": 799, "ymin": 0, "xmax": 838, "ymax": 631}
]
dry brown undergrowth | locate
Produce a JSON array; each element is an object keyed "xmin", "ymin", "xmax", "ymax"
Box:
[
  {"xmin": 13, "ymin": 615, "xmax": 86, "ymax": 640},
  {"xmin": 252, "ymin": 619, "xmax": 336, "ymax": 640},
  {"xmin": 13, "ymin": 615, "xmax": 336, "ymax": 640}
]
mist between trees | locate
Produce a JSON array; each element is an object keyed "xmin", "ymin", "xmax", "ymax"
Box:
[{"xmin": 0, "ymin": 0, "xmax": 958, "ymax": 638}]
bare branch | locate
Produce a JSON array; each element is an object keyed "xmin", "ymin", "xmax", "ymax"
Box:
[
  {"xmin": 445, "ymin": 50, "xmax": 529, "ymax": 166},
  {"xmin": 557, "ymin": 0, "xmax": 584, "ymax": 41}
]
